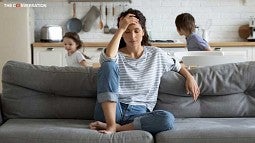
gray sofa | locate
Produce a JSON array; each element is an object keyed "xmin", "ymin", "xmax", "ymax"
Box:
[{"xmin": 0, "ymin": 60, "xmax": 255, "ymax": 143}]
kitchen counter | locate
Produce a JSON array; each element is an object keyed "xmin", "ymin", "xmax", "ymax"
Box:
[{"xmin": 32, "ymin": 42, "xmax": 255, "ymax": 48}]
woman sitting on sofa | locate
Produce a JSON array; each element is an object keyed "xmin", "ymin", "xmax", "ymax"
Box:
[{"xmin": 89, "ymin": 8, "xmax": 200, "ymax": 134}]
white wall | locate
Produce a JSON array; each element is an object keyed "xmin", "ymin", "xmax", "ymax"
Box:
[
  {"xmin": 0, "ymin": 6, "xmax": 33, "ymax": 92},
  {"xmin": 4, "ymin": 0, "xmax": 255, "ymax": 42}
]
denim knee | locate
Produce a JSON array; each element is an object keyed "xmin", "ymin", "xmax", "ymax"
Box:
[
  {"xmin": 98, "ymin": 61, "xmax": 119, "ymax": 79},
  {"xmin": 97, "ymin": 61, "xmax": 119, "ymax": 103},
  {"xmin": 133, "ymin": 110, "xmax": 175, "ymax": 135},
  {"xmin": 155, "ymin": 110, "xmax": 175, "ymax": 130}
]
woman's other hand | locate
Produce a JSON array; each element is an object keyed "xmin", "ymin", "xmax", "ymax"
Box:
[
  {"xmin": 179, "ymin": 65, "xmax": 200, "ymax": 101},
  {"xmin": 185, "ymin": 76, "xmax": 200, "ymax": 101}
]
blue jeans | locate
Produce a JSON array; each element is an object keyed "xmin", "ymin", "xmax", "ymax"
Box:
[{"xmin": 94, "ymin": 61, "xmax": 175, "ymax": 134}]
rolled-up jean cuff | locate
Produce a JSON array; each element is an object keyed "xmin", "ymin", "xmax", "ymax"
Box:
[
  {"xmin": 133, "ymin": 116, "xmax": 142, "ymax": 130},
  {"xmin": 97, "ymin": 92, "xmax": 118, "ymax": 103}
]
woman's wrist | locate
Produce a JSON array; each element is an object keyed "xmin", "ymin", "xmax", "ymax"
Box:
[
  {"xmin": 179, "ymin": 66, "xmax": 192, "ymax": 79},
  {"xmin": 116, "ymin": 28, "xmax": 126, "ymax": 34}
]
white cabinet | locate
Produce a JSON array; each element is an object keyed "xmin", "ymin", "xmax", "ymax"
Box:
[
  {"xmin": 33, "ymin": 46, "xmax": 255, "ymax": 67},
  {"xmin": 33, "ymin": 47, "xmax": 102, "ymax": 67},
  {"xmin": 217, "ymin": 47, "xmax": 254, "ymax": 61},
  {"xmin": 33, "ymin": 47, "xmax": 67, "ymax": 66},
  {"xmin": 82, "ymin": 47, "xmax": 102, "ymax": 65}
]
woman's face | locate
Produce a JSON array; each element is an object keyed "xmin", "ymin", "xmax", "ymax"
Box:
[
  {"xmin": 63, "ymin": 37, "xmax": 78, "ymax": 55},
  {"xmin": 122, "ymin": 22, "xmax": 144, "ymax": 48}
]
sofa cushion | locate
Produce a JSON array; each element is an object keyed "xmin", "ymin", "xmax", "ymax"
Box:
[
  {"xmin": 2, "ymin": 61, "xmax": 97, "ymax": 97},
  {"xmin": 156, "ymin": 61, "xmax": 255, "ymax": 117},
  {"xmin": 156, "ymin": 118, "xmax": 255, "ymax": 143},
  {"xmin": 0, "ymin": 119, "xmax": 153, "ymax": 143},
  {"xmin": 1, "ymin": 61, "xmax": 98, "ymax": 120}
]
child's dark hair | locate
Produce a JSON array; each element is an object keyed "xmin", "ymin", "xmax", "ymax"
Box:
[
  {"xmin": 62, "ymin": 32, "xmax": 83, "ymax": 49},
  {"xmin": 117, "ymin": 8, "xmax": 151, "ymax": 49},
  {"xmin": 62, "ymin": 32, "xmax": 90, "ymax": 59},
  {"xmin": 175, "ymin": 13, "xmax": 196, "ymax": 34}
]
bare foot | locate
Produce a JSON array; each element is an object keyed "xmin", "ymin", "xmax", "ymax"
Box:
[{"xmin": 89, "ymin": 121, "xmax": 107, "ymax": 130}]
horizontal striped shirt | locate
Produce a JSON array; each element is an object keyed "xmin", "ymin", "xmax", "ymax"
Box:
[{"xmin": 100, "ymin": 46, "xmax": 181, "ymax": 111}]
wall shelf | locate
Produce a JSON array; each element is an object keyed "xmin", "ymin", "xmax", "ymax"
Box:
[{"xmin": 68, "ymin": 0, "xmax": 131, "ymax": 3}]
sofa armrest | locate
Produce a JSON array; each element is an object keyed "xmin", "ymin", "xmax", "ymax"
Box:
[{"xmin": 0, "ymin": 93, "xmax": 3, "ymax": 125}]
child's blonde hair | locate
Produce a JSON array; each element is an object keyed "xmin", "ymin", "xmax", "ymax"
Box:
[{"xmin": 175, "ymin": 13, "xmax": 195, "ymax": 34}]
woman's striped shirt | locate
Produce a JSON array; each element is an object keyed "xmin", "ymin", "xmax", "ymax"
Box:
[{"xmin": 100, "ymin": 46, "xmax": 181, "ymax": 111}]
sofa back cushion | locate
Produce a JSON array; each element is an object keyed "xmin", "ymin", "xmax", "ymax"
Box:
[
  {"xmin": 155, "ymin": 61, "xmax": 255, "ymax": 118},
  {"xmin": 1, "ymin": 61, "xmax": 97, "ymax": 120}
]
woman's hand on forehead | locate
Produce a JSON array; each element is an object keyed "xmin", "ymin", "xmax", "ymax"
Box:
[{"xmin": 119, "ymin": 14, "xmax": 139, "ymax": 30}]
